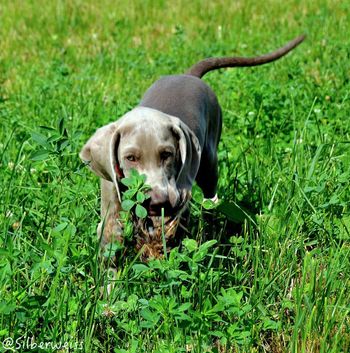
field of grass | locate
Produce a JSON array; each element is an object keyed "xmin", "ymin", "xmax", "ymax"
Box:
[{"xmin": 1, "ymin": 0, "xmax": 349, "ymax": 352}]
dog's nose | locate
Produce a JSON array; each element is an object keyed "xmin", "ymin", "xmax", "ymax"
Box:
[
  {"xmin": 149, "ymin": 188, "xmax": 168, "ymax": 205},
  {"xmin": 146, "ymin": 188, "xmax": 172, "ymax": 216}
]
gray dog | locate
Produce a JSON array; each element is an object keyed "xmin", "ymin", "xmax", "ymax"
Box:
[{"xmin": 80, "ymin": 35, "xmax": 305, "ymax": 257}]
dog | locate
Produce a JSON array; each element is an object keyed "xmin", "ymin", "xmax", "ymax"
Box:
[{"xmin": 80, "ymin": 34, "xmax": 305, "ymax": 259}]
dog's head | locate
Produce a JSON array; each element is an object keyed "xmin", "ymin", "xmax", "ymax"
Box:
[{"xmin": 80, "ymin": 107, "xmax": 201, "ymax": 217}]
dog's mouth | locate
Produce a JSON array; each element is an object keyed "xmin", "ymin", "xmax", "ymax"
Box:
[
  {"xmin": 132, "ymin": 214, "xmax": 182, "ymax": 262},
  {"xmin": 144, "ymin": 189, "xmax": 191, "ymax": 218},
  {"xmin": 139, "ymin": 190, "xmax": 191, "ymax": 238},
  {"xmin": 137, "ymin": 215, "xmax": 179, "ymax": 238},
  {"xmin": 125, "ymin": 190, "xmax": 191, "ymax": 261},
  {"xmin": 147, "ymin": 205, "xmax": 173, "ymax": 217}
]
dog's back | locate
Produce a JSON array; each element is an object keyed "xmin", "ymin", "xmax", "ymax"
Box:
[{"xmin": 140, "ymin": 74, "xmax": 221, "ymax": 147}]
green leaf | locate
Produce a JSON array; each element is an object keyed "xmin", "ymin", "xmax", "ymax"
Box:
[
  {"xmin": 135, "ymin": 204, "xmax": 147, "ymax": 218},
  {"xmin": 123, "ymin": 222, "xmax": 133, "ymax": 239},
  {"xmin": 58, "ymin": 117, "xmax": 65, "ymax": 134},
  {"xmin": 193, "ymin": 240, "xmax": 217, "ymax": 262},
  {"xmin": 198, "ymin": 239, "xmax": 217, "ymax": 251},
  {"xmin": 217, "ymin": 201, "xmax": 254, "ymax": 223},
  {"xmin": 138, "ymin": 298, "xmax": 149, "ymax": 306},
  {"xmin": 0, "ymin": 300, "xmax": 16, "ymax": 314},
  {"xmin": 210, "ymin": 330, "xmax": 225, "ymax": 338},
  {"xmin": 121, "ymin": 199, "xmax": 135, "ymax": 211},
  {"xmin": 72, "ymin": 131, "xmax": 83, "ymax": 139},
  {"xmin": 229, "ymin": 236, "xmax": 244, "ymax": 244},
  {"xmin": 0, "ymin": 328, "xmax": 9, "ymax": 337},
  {"xmin": 30, "ymin": 149, "xmax": 50, "ymax": 161},
  {"xmin": 123, "ymin": 189, "xmax": 137, "ymax": 199},
  {"xmin": 121, "ymin": 177, "xmax": 134, "ymax": 187},
  {"xmin": 177, "ymin": 302, "xmax": 192, "ymax": 311},
  {"xmin": 132, "ymin": 264, "xmax": 149, "ymax": 272},
  {"xmin": 39, "ymin": 125, "xmax": 55, "ymax": 131},
  {"xmin": 203, "ymin": 199, "xmax": 216, "ymax": 210},
  {"xmin": 57, "ymin": 138, "xmax": 70, "ymax": 151},
  {"xmin": 262, "ymin": 319, "xmax": 281, "ymax": 331},
  {"xmin": 140, "ymin": 185, "xmax": 151, "ymax": 195},
  {"xmin": 31, "ymin": 132, "xmax": 50, "ymax": 148},
  {"xmin": 103, "ymin": 242, "xmax": 124, "ymax": 258},
  {"xmin": 182, "ymin": 238, "xmax": 198, "ymax": 252},
  {"xmin": 175, "ymin": 312, "xmax": 191, "ymax": 321},
  {"xmin": 140, "ymin": 308, "xmax": 160, "ymax": 328},
  {"xmin": 52, "ymin": 222, "xmax": 68, "ymax": 233},
  {"xmin": 46, "ymin": 133, "xmax": 61, "ymax": 143},
  {"xmin": 192, "ymin": 184, "xmax": 204, "ymax": 204},
  {"xmin": 136, "ymin": 191, "xmax": 146, "ymax": 203}
]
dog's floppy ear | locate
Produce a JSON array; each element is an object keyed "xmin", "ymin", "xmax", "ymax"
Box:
[
  {"xmin": 80, "ymin": 122, "xmax": 122, "ymax": 200},
  {"xmin": 170, "ymin": 118, "xmax": 202, "ymax": 191},
  {"xmin": 79, "ymin": 122, "xmax": 120, "ymax": 180}
]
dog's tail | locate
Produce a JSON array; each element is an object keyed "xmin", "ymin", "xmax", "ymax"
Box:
[{"xmin": 186, "ymin": 34, "xmax": 306, "ymax": 79}]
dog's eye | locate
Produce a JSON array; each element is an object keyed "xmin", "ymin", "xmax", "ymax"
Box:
[
  {"xmin": 126, "ymin": 155, "xmax": 137, "ymax": 162},
  {"xmin": 160, "ymin": 151, "xmax": 173, "ymax": 161}
]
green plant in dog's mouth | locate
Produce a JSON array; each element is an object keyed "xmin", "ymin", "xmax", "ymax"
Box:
[{"xmin": 119, "ymin": 169, "xmax": 151, "ymax": 239}]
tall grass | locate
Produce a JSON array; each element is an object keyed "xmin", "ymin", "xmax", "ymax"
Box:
[{"xmin": 0, "ymin": 0, "xmax": 349, "ymax": 352}]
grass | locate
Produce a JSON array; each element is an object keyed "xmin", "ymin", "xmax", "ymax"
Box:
[{"xmin": 0, "ymin": 0, "xmax": 349, "ymax": 352}]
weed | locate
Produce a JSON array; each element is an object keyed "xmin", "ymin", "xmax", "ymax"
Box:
[{"xmin": 0, "ymin": 1, "xmax": 349, "ymax": 352}]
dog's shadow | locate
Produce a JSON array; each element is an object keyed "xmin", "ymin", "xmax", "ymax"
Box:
[{"xmin": 188, "ymin": 199, "xmax": 257, "ymax": 247}]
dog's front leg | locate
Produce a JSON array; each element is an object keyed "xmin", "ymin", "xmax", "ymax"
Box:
[
  {"xmin": 98, "ymin": 179, "xmax": 123, "ymax": 251},
  {"xmin": 98, "ymin": 179, "xmax": 124, "ymax": 295}
]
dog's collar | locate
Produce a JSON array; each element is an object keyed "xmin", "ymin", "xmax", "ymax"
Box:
[{"xmin": 115, "ymin": 163, "xmax": 124, "ymax": 179}]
